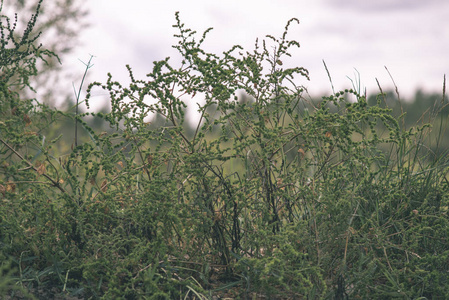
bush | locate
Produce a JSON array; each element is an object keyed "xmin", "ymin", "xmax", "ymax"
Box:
[{"xmin": 1, "ymin": 4, "xmax": 448, "ymax": 299}]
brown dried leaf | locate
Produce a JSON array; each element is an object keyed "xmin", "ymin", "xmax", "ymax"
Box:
[
  {"xmin": 100, "ymin": 179, "xmax": 108, "ymax": 192},
  {"xmin": 6, "ymin": 182, "xmax": 16, "ymax": 193},
  {"xmin": 37, "ymin": 163, "xmax": 46, "ymax": 176},
  {"xmin": 23, "ymin": 114, "xmax": 32, "ymax": 126}
]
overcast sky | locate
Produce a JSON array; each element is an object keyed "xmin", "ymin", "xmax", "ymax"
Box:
[{"xmin": 67, "ymin": 0, "xmax": 448, "ymax": 109}]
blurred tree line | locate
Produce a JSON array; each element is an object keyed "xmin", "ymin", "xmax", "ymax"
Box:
[{"xmin": 367, "ymin": 89, "xmax": 449, "ymax": 158}]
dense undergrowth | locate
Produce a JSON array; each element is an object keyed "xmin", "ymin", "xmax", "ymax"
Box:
[{"xmin": 1, "ymin": 2, "xmax": 449, "ymax": 299}]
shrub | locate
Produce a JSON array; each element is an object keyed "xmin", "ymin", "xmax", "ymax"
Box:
[{"xmin": 1, "ymin": 4, "xmax": 448, "ymax": 299}]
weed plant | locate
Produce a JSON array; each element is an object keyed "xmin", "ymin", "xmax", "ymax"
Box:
[{"xmin": 1, "ymin": 3, "xmax": 448, "ymax": 299}]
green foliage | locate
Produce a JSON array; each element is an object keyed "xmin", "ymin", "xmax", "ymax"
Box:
[
  {"xmin": 1, "ymin": 7, "xmax": 449, "ymax": 299},
  {"xmin": 3, "ymin": 0, "xmax": 88, "ymax": 105}
]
